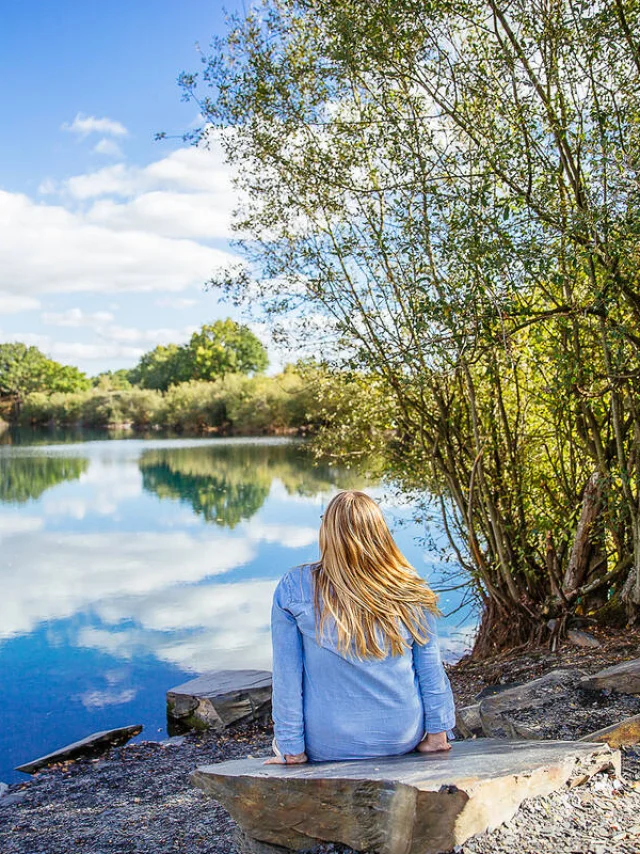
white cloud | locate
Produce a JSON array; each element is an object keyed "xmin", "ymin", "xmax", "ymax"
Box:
[
  {"xmin": 42, "ymin": 308, "xmax": 115, "ymax": 327},
  {"xmin": 49, "ymin": 145, "xmax": 239, "ymax": 242},
  {"xmin": 63, "ymin": 113, "xmax": 128, "ymax": 137},
  {"xmin": 86, "ymin": 190, "xmax": 235, "ymax": 240},
  {"xmin": 79, "ymin": 687, "xmax": 138, "ymax": 709},
  {"xmin": 63, "ymin": 146, "xmax": 232, "ymax": 200},
  {"xmin": 79, "ymin": 579, "xmax": 277, "ymax": 672},
  {"xmin": 105, "ymin": 323, "xmax": 197, "ymax": 345},
  {"xmin": 0, "ymin": 514, "xmax": 44, "ymax": 541},
  {"xmin": 1, "ymin": 139, "xmax": 244, "ymax": 372},
  {"xmin": 0, "ymin": 291, "xmax": 40, "ymax": 314},
  {"xmin": 0, "ymin": 529, "xmax": 256, "ymax": 641},
  {"xmin": 155, "ymin": 296, "xmax": 197, "ymax": 310},
  {"xmin": 246, "ymin": 520, "xmax": 318, "ymax": 549},
  {"xmin": 93, "ymin": 138, "xmax": 124, "ymax": 158},
  {"xmin": 0, "ymin": 188, "xmax": 236, "ymax": 298},
  {"xmin": 0, "ymin": 332, "xmax": 145, "ymax": 365},
  {"xmin": 35, "ymin": 309, "xmax": 197, "ymax": 361}
]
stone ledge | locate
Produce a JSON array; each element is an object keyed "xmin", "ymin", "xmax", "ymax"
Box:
[{"xmin": 192, "ymin": 739, "xmax": 619, "ymax": 854}]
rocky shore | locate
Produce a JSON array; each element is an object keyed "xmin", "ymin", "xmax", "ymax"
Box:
[{"xmin": 1, "ymin": 628, "xmax": 639, "ymax": 854}]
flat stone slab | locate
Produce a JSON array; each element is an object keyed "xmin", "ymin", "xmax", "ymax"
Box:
[
  {"xmin": 15, "ymin": 725, "xmax": 143, "ymax": 774},
  {"xmin": 192, "ymin": 739, "xmax": 618, "ymax": 854},
  {"xmin": 167, "ymin": 669, "xmax": 272, "ymax": 732},
  {"xmin": 479, "ymin": 669, "xmax": 580, "ymax": 737},
  {"xmin": 580, "ymin": 658, "xmax": 640, "ymax": 694},
  {"xmin": 581, "ymin": 713, "xmax": 640, "ymax": 748}
]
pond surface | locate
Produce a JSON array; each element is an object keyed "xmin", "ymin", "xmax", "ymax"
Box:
[{"xmin": 0, "ymin": 435, "xmax": 475, "ymax": 783}]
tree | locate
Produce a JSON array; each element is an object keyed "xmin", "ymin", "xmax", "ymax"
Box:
[
  {"xmin": 182, "ymin": 0, "xmax": 640, "ymax": 652},
  {"xmin": 189, "ymin": 319, "xmax": 268, "ymax": 379},
  {"xmin": 93, "ymin": 369, "xmax": 132, "ymax": 390},
  {"xmin": 129, "ymin": 344, "xmax": 193, "ymax": 392},
  {"xmin": 0, "ymin": 342, "xmax": 89, "ymax": 407},
  {"xmin": 129, "ymin": 320, "xmax": 268, "ymax": 390}
]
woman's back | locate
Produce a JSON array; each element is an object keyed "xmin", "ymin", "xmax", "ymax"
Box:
[{"xmin": 272, "ymin": 564, "xmax": 455, "ymax": 761}]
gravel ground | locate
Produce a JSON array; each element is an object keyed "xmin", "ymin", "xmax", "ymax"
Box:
[
  {"xmin": 1, "ymin": 631, "xmax": 639, "ymax": 854},
  {"xmin": 1, "ymin": 729, "xmax": 639, "ymax": 854}
]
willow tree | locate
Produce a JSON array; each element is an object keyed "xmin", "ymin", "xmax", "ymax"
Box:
[{"xmin": 183, "ymin": 0, "xmax": 640, "ymax": 652}]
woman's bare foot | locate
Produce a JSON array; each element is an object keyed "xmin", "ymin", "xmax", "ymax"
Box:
[
  {"xmin": 264, "ymin": 751, "xmax": 308, "ymax": 765},
  {"xmin": 416, "ymin": 732, "xmax": 451, "ymax": 754}
]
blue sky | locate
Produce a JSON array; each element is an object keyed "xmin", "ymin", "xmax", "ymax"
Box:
[{"xmin": 0, "ymin": 0, "xmax": 272, "ymax": 375}]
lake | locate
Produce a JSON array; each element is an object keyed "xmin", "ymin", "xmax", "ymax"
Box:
[{"xmin": 0, "ymin": 434, "xmax": 476, "ymax": 784}]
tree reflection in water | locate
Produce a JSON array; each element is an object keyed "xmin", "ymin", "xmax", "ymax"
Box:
[
  {"xmin": 139, "ymin": 443, "xmax": 367, "ymax": 528},
  {"xmin": 0, "ymin": 454, "xmax": 89, "ymax": 504}
]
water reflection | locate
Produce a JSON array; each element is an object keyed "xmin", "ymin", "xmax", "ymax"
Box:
[
  {"xmin": 0, "ymin": 454, "xmax": 89, "ymax": 503},
  {"xmin": 0, "ymin": 435, "xmax": 474, "ymax": 784},
  {"xmin": 139, "ymin": 443, "xmax": 366, "ymax": 527}
]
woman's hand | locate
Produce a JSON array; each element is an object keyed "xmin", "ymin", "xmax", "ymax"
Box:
[
  {"xmin": 264, "ymin": 751, "xmax": 308, "ymax": 765},
  {"xmin": 416, "ymin": 732, "xmax": 451, "ymax": 754}
]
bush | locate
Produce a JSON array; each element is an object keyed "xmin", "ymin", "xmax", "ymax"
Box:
[
  {"xmin": 161, "ymin": 381, "xmax": 227, "ymax": 432},
  {"xmin": 17, "ymin": 370, "xmax": 314, "ymax": 434}
]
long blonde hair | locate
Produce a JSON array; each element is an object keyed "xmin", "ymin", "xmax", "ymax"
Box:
[{"xmin": 314, "ymin": 490, "xmax": 440, "ymax": 659}]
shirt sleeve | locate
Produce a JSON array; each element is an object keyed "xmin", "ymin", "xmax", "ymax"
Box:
[
  {"xmin": 271, "ymin": 574, "xmax": 306, "ymax": 755},
  {"xmin": 412, "ymin": 610, "xmax": 456, "ymax": 735}
]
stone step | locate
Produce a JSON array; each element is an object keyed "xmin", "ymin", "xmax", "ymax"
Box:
[
  {"xmin": 166, "ymin": 669, "xmax": 272, "ymax": 733},
  {"xmin": 192, "ymin": 739, "xmax": 618, "ymax": 854}
]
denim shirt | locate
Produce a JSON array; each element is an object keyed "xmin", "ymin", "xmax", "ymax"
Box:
[{"xmin": 271, "ymin": 564, "xmax": 456, "ymax": 761}]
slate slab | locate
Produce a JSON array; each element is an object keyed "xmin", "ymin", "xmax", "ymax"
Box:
[
  {"xmin": 192, "ymin": 739, "xmax": 618, "ymax": 854},
  {"xmin": 580, "ymin": 658, "xmax": 640, "ymax": 694},
  {"xmin": 581, "ymin": 713, "xmax": 640, "ymax": 748},
  {"xmin": 479, "ymin": 669, "xmax": 579, "ymax": 737},
  {"xmin": 455, "ymin": 704, "xmax": 482, "ymax": 738},
  {"xmin": 15, "ymin": 724, "xmax": 143, "ymax": 774},
  {"xmin": 167, "ymin": 669, "xmax": 272, "ymax": 733}
]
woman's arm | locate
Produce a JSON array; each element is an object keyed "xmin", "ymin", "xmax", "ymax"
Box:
[
  {"xmin": 412, "ymin": 611, "xmax": 456, "ymax": 752},
  {"xmin": 270, "ymin": 575, "xmax": 307, "ymax": 762}
]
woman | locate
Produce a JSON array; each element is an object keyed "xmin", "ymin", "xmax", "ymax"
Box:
[{"xmin": 267, "ymin": 490, "xmax": 455, "ymax": 765}]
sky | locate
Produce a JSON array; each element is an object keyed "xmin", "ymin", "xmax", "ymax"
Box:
[{"xmin": 0, "ymin": 0, "xmax": 267, "ymax": 376}]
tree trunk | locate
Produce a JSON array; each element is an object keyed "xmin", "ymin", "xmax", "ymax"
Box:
[{"xmin": 562, "ymin": 473, "xmax": 603, "ymax": 598}]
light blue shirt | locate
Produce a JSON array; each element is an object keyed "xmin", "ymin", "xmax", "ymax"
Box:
[{"xmin": 271, "ymin": 564, "xmax": 456, "ymax": 761}]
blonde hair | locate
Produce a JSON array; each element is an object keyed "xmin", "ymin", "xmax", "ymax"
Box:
[{"xmin": 314, "ymin": 490, "xmax": 440, "ymax": 659}]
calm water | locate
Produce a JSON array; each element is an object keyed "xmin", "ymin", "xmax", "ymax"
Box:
[{"xmin": 0, "ymin": 435, "xmax": 475, "ymax": 783}]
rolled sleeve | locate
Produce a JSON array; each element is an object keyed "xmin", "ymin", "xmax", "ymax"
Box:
[
  {"xmin": 271, "ymin": 575, "xmax": 306, "ymax": 755},
  {"xmin": 412, "ymin": 611, "xmax": 456, "ymax": 735}
]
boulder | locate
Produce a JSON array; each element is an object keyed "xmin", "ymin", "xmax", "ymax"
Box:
[
  {"xmin": 580, "ymin": 659, "xmax": 640, "ymax": 695},
  {"xmin": 15, "ymin": 725, "xmax": 142, "ymax": 774},
  {"xmin": 455, "ymin": 704, "xmax": 483, "ymax": 738},
  {"xmin": 0, "ymin": 782, "xmax": 7, "ymax": 798},
  {"xmin": 566, "ymin": 629, "xmax": 601, "ymax": 649},
  {"xmin": 192, "ymin": 739, "xmax": 618, "ymax": 854},
  {"xmin": 580, "ymin": 714, "xmax": 640, "ymax": 748},
  {"xmin": 166, "ymin": 670, "xmax": 272, "ymax": 733},
  {"xmin": 479, "ymin": 669, "xmax": 579, "ymax": 738}
]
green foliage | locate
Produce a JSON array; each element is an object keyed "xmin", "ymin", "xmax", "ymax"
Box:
[
  {"xmin": 161, "ymin": 380, "xmax": 227, "ymax": 431},
  {"xmin": 0, "ymin": 343, "xmax": 89, "ymax": 402},
  {"xmin": 139, "ymin": 442, "xmax": 369, "ymax": 527},
  {"xmin": 183, "ymin": 0, "xmax": 640, "ymax": 643},
  {"xmin": 129, "ymin": 343, "xmax": 192, "ymax": 392},
  {"xmin": 93, "ymin": 370, "xmax": 132, "ymax": 390},
  {"xmin": 129, "ymin": 320, "xmax": 269, "ymax": 391},
  {"xmin": 190, "ymin": 319, "xmax": 268, "ymax": 379},
  {"xmin": 0, "ymin": 454, "xmax": 89, "ymax": 503},
  {"xmin": 18, "ymin": 371, "xmax": 314, "ymax": 435}
]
